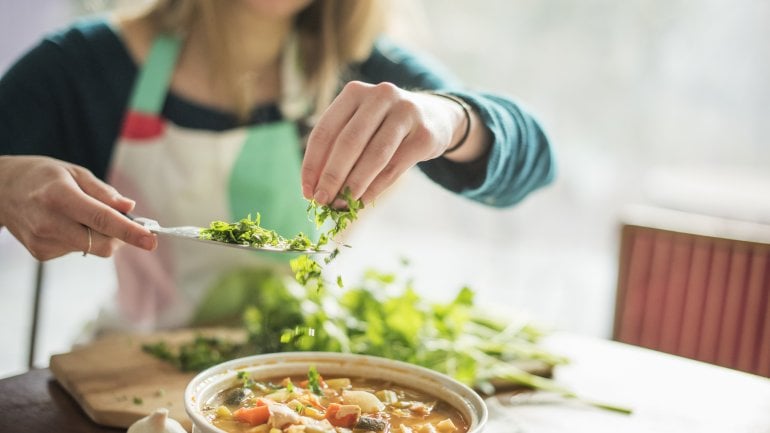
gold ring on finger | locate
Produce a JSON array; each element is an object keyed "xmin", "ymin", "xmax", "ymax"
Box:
[{"xmin": 82, "ymin": 227, "xmax": 92, "ymax": 257}]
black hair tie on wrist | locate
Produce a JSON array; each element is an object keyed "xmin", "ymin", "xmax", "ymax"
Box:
[{"xmin": 427, "ymin": 91, "xmax": 472, "ymax": 155}]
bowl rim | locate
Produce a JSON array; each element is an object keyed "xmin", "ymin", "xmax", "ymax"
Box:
[{"xmin": 184, "ymin": 351, "xmax": 488, "ymax": 433}]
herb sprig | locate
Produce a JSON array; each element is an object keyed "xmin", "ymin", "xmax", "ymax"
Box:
[
  {"xmin": 146, "ymin": 269, "xmax": 560, "ymax": 386},
  {"xmin": 143, "ymin": 263, "xmax": 629, "ymax": 414}
]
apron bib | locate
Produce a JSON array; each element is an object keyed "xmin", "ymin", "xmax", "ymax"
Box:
[{"xmin": 102, "ymin": 35, "xmax": 314, "ymax": 331}]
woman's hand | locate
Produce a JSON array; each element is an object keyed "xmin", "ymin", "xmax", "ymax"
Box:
[
  {"xmin": 0, "ymin": 155, "xmax": 156, "ymax": 261},
  {"xmin": 301, "ymin": 81, "xmax": 490, "ymax": 207}
]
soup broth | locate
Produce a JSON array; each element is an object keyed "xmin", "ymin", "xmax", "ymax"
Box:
[{"xmin": 202, "ymin": 368, "xmax": 469, "ymax": 433}]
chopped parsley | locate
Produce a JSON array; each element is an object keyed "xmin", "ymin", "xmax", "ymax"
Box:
[
  {"xmin": 198, "ymin": 188, "xmax": 364, "ymax": 290},
  {"xmin": 290, "ymin": 255, "xmax": 324, "ymax": 291},
  {"xmin": 199, "ymin": 213, "xmax": 285, "ymax": 248},
  {"xmin": 307, "ymin": 365, "xmax": 323, "ymax": 396},
  {"xmin": 142, "ymin": 336, "xmax": 240, "ymax": 372},
  {"xmin": 198, "ymin": 214, "xmax": 325, "ymax": 252},
  {"xmin": 236, "ymin": 371, "xmax": 256, "ymax": 389},
  {"xmin": 288, "ymin": 232, "xmax": 313, "ymax": 251},
  {"xmin": 199, "ymin": 188, "xmax": 364, "ymax": 254},
  {"xmin": 307, "ymin": 187, "xmax": 364, "ymax": 238}
]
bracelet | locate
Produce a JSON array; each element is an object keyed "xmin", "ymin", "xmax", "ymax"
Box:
[{"xmin": 427, "ymin": 91, "xmax": 471, "ymax": 155}]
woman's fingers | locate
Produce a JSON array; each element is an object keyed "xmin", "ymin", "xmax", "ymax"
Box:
[
  {"xmin": 359, "ymin": 132, "xmax": 425, "ymax": 205},
  {"xmin": 303, "ymin": 82, "xmax": 407, "ymax": 204},
  {"xmin": 77, "ymin": 225, "xmax": 120, "ymax": 257},
  {"xmin": 304, "ymin": 83, "xmax": 463, "ymax": 208},
  {"xmin": 312, "ymin": 100, "xmax": 394, "ymax": 205},
  {"xmin": 30, "ymin": 220, "xmax": 121, "ymax": 260},
  {"xmin": 301, "ymin": 83, "xmax": 362, "ymax": 200},
  {"xmin": 62, "ymin": 165, "xmax": 154, "ymax": 250},
  {"xmin": 54, "ymin": 184, "xmax": 156, "ymax": 252},
  {"xmin": 342, "ymin": 110, "xmax": 411, "ymax": 202},
  {"xmin": 68, "ymin": 165, "xmax": 136, "ymax": 213},
  {"xmin": 0, "ymin": 156, "xmax": 154, "ymax": 260}
]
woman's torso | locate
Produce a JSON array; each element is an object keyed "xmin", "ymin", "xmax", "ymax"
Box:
[{"xmin": 100, "ymin": 16, "xmax": 315, "ymax": 331}]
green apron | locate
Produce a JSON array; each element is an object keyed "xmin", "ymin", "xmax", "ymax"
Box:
[{"xmin": 104, "ymin": 34, "xmax": 314, "ymax": 330}]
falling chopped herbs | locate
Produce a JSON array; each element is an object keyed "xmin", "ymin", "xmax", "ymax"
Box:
[
  {"xmin": 306, "ymin": 187, "xmax": 364, "ymax": 238},
  {"xmin": 291, "ymin": 188, "xmax": 363, "ymax": 289},
  {"xmin": 290, "ymin": 255, "xmax": 324, "ymax": 292},
  {"xmin": 280, "ymin": 326, "xmax": 315, "ymax": 344},
  {"xmin": 324, "ymin": 248, "xmax": 340, "ymax": 265},
  {"xmin": 133, "ymin": 396, "xmax": 143, "ymax": 405}
]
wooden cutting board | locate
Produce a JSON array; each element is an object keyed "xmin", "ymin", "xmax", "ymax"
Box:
[
  {"xmin": 50, "ymin": 329, "xmax": 553, "ymax": 432},
  {"xmin": 49, "ymin": 328, "xmax": 245, "ymax": 432}
]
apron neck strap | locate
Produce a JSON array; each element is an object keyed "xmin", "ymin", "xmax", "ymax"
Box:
[{"xmin": 128, "ymin": 35, "xmax": 182, "ymax": 114}]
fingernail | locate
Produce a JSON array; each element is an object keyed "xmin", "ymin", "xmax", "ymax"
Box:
[
  {"xmin": 140, "ymin": 235, "xmax": 156, "ymax": 251},
  {"xmin": 302, "ymin": 183, "xmax": 313, "ymax": 199},
  {"xmin": 332, "ymin": 199, "xmax": 347, "ymax": 209},
  {"xmin": 313, "ymin": 190, "xmax": 329, "ymax": 205},
  {"xmin": 116, "ymin": 195, "xmax": 136, "ymax": 209}
]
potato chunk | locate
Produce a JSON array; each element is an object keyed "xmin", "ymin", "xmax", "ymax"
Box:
[
  {"xmin": 341, "ymin": 390, "xmax": 385, "ymax": 413},
  {"xmin": 436, "ymin": 419, "xmax": 457, "ymax": 432}
]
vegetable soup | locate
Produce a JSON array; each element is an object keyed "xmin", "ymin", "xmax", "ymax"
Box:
[{"xmin": 202, "ymin": 366, "xmax": 469, "ymax": 433}]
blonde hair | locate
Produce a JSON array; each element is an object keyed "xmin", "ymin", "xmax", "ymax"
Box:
[{"xmin": 135, "ymin": 0, "xmax": 386, "ymax": 122}]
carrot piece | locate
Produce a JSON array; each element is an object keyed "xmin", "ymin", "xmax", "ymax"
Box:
[
  {"xmin": 233, "ymin": 405, "xmax": 271, "ymax": 426},
  {"xmin": 325, "ymin": 403, "xmax": 360, "ymax": 428}
]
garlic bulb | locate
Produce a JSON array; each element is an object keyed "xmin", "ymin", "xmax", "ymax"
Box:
[{"xmin": 127, "ymin": 408, "xmax": 186, "ymax": 433}]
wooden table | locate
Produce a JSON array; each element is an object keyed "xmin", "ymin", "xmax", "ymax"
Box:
[
  {"xmin": 0, "ymin": 368, "xmax": 121, "ymax": 433},
  {"xmin": 1, "ymin": 334, "xmax": 769, "ymax": 433}
]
